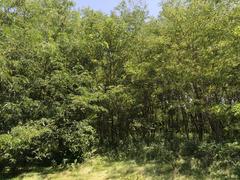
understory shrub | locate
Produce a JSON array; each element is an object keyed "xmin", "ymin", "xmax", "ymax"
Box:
[
  {"xmin": 0, "ymin": 120, "xmax": 97, "ymax": 172},
  {"xmin": 0, "ymin": 124, "xmax": 52, "ymax": 172}
]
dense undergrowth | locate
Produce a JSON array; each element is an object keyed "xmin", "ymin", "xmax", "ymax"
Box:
[{"xmin": 1, "ymin": 140, "xmax": 240, "ymax": 179}]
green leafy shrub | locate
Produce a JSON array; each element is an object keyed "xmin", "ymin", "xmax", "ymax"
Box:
[
  {"xmin": 0, "ymin": 124, "xmax": 51, "ymax": 172},
  {"xmin": 0, "ymin": 119, "xmax": 98, "ymax": 172},
  {"xmin": 195, "ymin": 142, "xmax": 240, "ymax": 178},
  {"xmin": 59, "ymin": 121, "xmax": 98, "ymax": 163}
]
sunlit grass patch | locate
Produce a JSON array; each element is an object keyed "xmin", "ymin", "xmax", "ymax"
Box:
[{"xmin": 8, "ymin": 156, "xmax": 228, "ymax": 180}]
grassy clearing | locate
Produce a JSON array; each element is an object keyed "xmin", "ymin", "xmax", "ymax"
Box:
[{"xmin": 4, "ymin": 156, "xmax": 214, "ymax": 180}]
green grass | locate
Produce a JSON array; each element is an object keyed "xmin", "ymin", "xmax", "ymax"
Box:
[{"xmin": 1, "ymin": 156, "xmax": 224, "ymax": 180}]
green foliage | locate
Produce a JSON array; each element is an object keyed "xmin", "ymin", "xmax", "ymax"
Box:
[
  {"xmin": 232, "ymin": 103, "xmax": 240, "ymax": 117},
  {"xmin": 0, "ymin": 124, "xmax": 51, "ymax": 171},
  {"xmin": 60, "ymin": 121, "xmax": 98, "ymax": 161},
  {"xmin": 201, "ymin": 142, "xmax": 240, "ymax": 178},
  {"xmin": 0, "ymin": 0, "xmax": 240, "ymax": 178}
]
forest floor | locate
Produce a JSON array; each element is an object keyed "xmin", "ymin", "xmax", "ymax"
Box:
[{"xmin": 6, "ymin": 156, "xmax": 210, "ymax": 180}]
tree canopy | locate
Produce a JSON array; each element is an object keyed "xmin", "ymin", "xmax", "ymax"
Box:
[{"xmin": 0, "ymin": 0, "xmax": 240, "ymax": 178}]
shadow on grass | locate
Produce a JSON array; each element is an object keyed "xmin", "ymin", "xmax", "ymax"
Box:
[{"xmin": 0, "ymin": 165, "xmax": 67, "ymax": 180}]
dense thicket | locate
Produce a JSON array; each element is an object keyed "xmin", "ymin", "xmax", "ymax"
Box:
[{"xmin": 0, "ymin": 0, "xmax": 240, "ymax": 178}]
